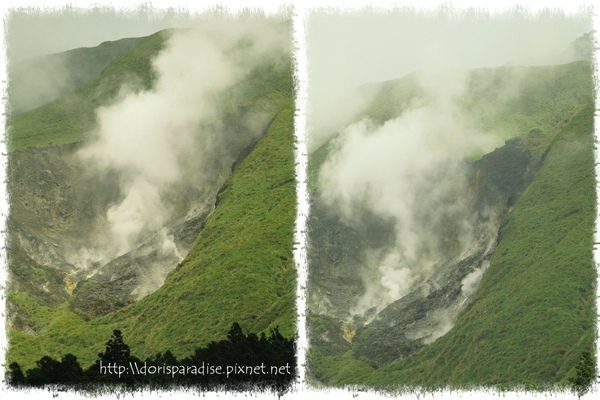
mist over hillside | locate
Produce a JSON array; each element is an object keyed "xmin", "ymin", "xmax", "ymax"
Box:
[
  {"xmin": 6, "ymin": 36, "xmax": 145, "ymax": 115},
  {"xmin": 307, "ymin": 29, "xmax": 596, "ymax": 388},
  {"xmin": 5, "ymin": 15, "xmax": 297, "ymax": 371}
]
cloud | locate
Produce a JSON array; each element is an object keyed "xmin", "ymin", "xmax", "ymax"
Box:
[
  {"xmin": 319, "ymin": 69, "xmax": 502, "ymax": 315},
  {"xmin": 306, "ymin": 8, "xmax": 591, "ymax": 149},
  {"xmin": 71, "ymin": 17, "xmax": 289, "ymax": 296}
]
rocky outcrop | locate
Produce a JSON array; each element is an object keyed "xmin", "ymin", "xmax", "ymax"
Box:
[
  {"xmin": 6, "ymin": 142, "xmax": 212, "ymax": 319},
  {"xmin": 308, "ymin": 133, "xmax": 546, "ymax": 366},
  {"xmin": 6, "ymin": 103, "xmax": 275, "ymax": 323}
]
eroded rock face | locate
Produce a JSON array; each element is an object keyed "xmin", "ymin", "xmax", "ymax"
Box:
[
  {"xmin": 6, "ymin": 143, "xmax": 213, "ymax": 318},
  {"xmin": 6, "ymin": 105, "xmax": 276, "ymax": 323},
  {"xmin": 308, "ymin": 135, "xmax": 544, "ymax": 365}
]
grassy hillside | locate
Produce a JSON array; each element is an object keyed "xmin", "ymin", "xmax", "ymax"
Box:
[
  {"xmin": 359, "ymin": 62, "xmax": 592, "ymax": 141},
  {"xmin": 119, "ymin": 100, "xmax": 296, "ymax": 355},
  {"xmin": 308, "ymin": 99, "xmax": 596, "ymax": 389},
  {"xmin": 365, "ymin": 102, "xmax": 597, "ymax": 389},
  {"xmin": 6, "ymin": 30, "xmax": 169, "ymax": 152},
  {"xmin": 7, "ymin": 36, "xmax": 145, "ymax": 115},
  {"xmin": 308, "ymin": 62, "xmax": 592, "ymax": 195},
  {"xmin": 7, "ymin": 27, "xmax": 297, "ymax": 370},
  {"xmin": 8, "ymin": 99, "xmax": 296, "ymax": 369}
]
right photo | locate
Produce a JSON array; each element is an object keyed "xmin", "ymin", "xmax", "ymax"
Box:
[{"xmin": 305, "ymin": 7, "xmax": 596, "ymax": 392}]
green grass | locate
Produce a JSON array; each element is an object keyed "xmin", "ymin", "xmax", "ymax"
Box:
[
  {"xmin": 7, "ymin": 26, "xmax": 297, "ymax": 370},
  {"xmin": 307, "ymin": 61, "xmax": 595, "ymax": 388},
  {"xmin": 308, "ymin": 348, "xmax": 375, "ymax": 387},
  {"xmin": 6, "ymin": 30, "xmax": 169, "ymax": 152},
  {"xmin": 8, "ymin": 99, "xmax": 296, "ymax": 370},
  {"xmin": 309, "ymin": 101, "xmax": 596, "ymax": 389},
  {"xmin": 464, "ymin": 62, "xmax": 594, "ymax": 157}
]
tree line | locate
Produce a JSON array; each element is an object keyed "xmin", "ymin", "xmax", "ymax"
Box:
[{"xmin": 6, "ymin": 323, "xmax": 296, "ymax": 392}]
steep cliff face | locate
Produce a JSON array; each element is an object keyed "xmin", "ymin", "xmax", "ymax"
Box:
[
  {"xmin": 308, "ymin": 134, "xmax": 543, "ymax": 364},
  {"xmin": 6, "ymin": 21, "xmax": 297, "ymax": 370},
  {"xmin": 351, "ymin": 136, "xmax": 544, "ymax": 365},
  {"xmin": 6, "ymin": 143, "xmax": 204, "ymax": 319},
  {"xmin": 7, "ymin": 104, "xmax": 275, "ymax": 321},
  {"xmin": 307, "ymin": 60, "xmax": 595, "ymax": 384}
]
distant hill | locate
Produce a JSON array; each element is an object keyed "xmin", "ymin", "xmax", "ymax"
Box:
[
  {"xmin": 6, "ymin": 24, "xmax": 297, "ymax": 371},
  {"xmin": 7, "ymin": 36, "xmax": 146, "ymax": 115},
  {"xmin": 307, "ymin": 60, "xmax": 595, "ymax": 389},
  {"xmin": 550, "ymin": 31, "xmax": 594, "ymax": 64},
  {"xmin": 6, "ymin": 30, "xmax": 168, "ymax": 152}
]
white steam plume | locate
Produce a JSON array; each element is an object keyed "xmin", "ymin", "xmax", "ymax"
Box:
[
  {"xmin": 319, "ymin": 69, "xmax": 502, "ymax": 316},
  {"xmin": 76, "ymin": 18, "xmax": 289, "ymax": 270},
  {"xmin": 105, "ymin": 177, "xmax": 164, "ymax": 255}
]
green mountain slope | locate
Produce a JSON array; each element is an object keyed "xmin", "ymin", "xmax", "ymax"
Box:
[
  {"xmin": 6, "ymin": 27, "xmax": 296, "ymax": 370},
  {"xmin": 6, "ymin": 30, "xmax": 168, "ymax": 152},
  {"xmin": 367, "ymin": 102, "xmax": 597, "ymax": 388},
  {"xmin": 308, "ymin": 62, "xmax": 592, "ymax": 193},
  {"xmin": 8, "ymin": 100, "xmax": 296, "ymax": 370},
  {"xmin": 360, "ymin": 62, "xmax": 591, "ymax": 133},
  {"xmin": 307, "ymin": 62, "xmax": 596, "ymax": 388},
  {"xmin": 7, "ymin": 36, "xmax": 145, "ymax": 115},
  {"xmin": 115, "ymin": 100, "xmax": 297, "ymax": 356}
]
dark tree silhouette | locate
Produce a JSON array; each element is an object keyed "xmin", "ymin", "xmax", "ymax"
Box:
[
  {"xmin": 227, "ymin": 322, "xmax": 245, "ymax": 343},
  {"xmin": 12, "ymin": 322, "xmax": 295, "ymax": 392},
  {"xmin": 85, "ymin": 329, "xmax": 139, "ymax": 385},
  {"xmin": 26, "ymin": 355, "xmax": 62, "ymax": 386},
  {"xmin": 99, "ymin": 330, "xmax": 131, "ymax": 363},
  {"xmin": 144, "ymin": 350, "xmax": 180, "ymax": 386},
  {"xmin": 6, "ymin": 362, "xmax": 25, "ymax": 386},
  {"xmin": 59, "ymin": 354, "xmax": 84, "ymax": 383},
  {"xmin": 8, "ymin": 354, "xmax": 84, "ymax": 386},
  {"xmin": 569, "ymin": 351, "xmax": 596, "ymax": 399}
]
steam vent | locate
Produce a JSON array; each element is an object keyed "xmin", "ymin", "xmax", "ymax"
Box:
[
  {"xmin": 306, "ymin": 9, "xmax": 596, "ymax": 391},
  {"xmin": 4, "ymin": 12, "xmax": 297, "ymax": 390}
]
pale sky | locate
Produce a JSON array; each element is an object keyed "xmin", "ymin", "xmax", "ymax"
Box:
[
  {"xmin": 5, "ymin": 8, "xmax": 192, "ymax": 63},
  {"xmin": 1, "ymin": 1, "xmax": 594, "ymax": 66},
  {"xmin": 2, "ymin": 1, "xmax": 287, "ymax": 63},
  {"xmin": 307, "ymin": 8, "xmax": 592, "ymax": 88},
  {"xmin": 306, "ymin": 5, "xmax": 594, "ymax": 147}
]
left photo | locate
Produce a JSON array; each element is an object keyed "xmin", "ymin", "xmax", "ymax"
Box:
[{"xmin": 3, "ymin": 8, "xmax": 297, "ymax": 392}]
